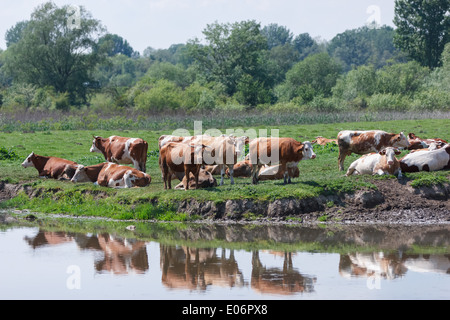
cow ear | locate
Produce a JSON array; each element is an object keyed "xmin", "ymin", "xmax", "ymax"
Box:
[{"xmin": 395, "ymin": 149, "xmax": 401, "ymax": 155}]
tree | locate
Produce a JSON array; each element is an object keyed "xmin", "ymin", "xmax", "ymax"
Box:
[
  {"xmin": 284, "ymin": 53, "xmax": 342, "ymax": 101},
  {"xmin": 394, "ymin": 0, "xmax": 450, "ymax": 68},
  {"xmin": 4, "ymin": 2, "xmax": 105, "ymax": 104},
  {"xmin": 262, "ymin": 23, "xmax": 293, "ymax": 49},
  {"xmin": 5, "ymin": 20, "xmax": 29, "ymax": 47},
  {"xmin": 188, "ymin": 20, "xmax": 269, "ymax": 105},
  {"xmin": 97, "ymin": 33, "xmax": 135, "ymax": 57}
]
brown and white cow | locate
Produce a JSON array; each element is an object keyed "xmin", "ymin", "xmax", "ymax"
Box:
[
  {"xmin": 159, "ymin": 142, "xmax": 209, "ymax": 190},
  {"xmin": 71, "ymin": 162, "xmax": 151, "ymax": 188},
  {"xmin": 311, "ymin": 136, "xmax": 338, "ymax": 146},
  {"xmin": 90, "ymin": 135, "xmax": 148, "ymax": 172},
  {"xmin": 192, "ymin": 135, "xmax": 248, "ymax": 186},
  {"xmin": 225, "ymin": 160, "xmax": 300, "ymax": 181},
  {"xmin": 345, "ymin": 147, "xmax": 402, "ymax": 177},
  {"xmin": 248, "ymin": 138, "xmax": 316, "ymax": 185},
  {"xmin": 337, "ymin": 130, "xmax": 409, "ymax": 171},
  {"xmin": 21, "ymin": 152, "xmax": 78, "ymax": 180},
  {"xmin": 407, "ymin": 133, "xmax": 448, "ymax": 150},
  {"xmin": 400, "ymin": 144, "xmax": 450, "ymax": 173},
  {"xmin": 174, "ymin": 169, "xmax": 217, "ymax": 190}
]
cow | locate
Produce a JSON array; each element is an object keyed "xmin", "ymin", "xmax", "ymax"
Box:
[
  {"xmin": 225, "ymin": 161, "xmax": 300, "ymax": 181},
  {"xmin": 248, "ymin": 138, "xmax": 316, "ymax": 185},
  {"xmin": 159, "ymin": 142, "xmax": 209, "ymax": 190},
  {"xmin": 90, "ymin": 135, "xmax": 148, "ymax": 172},
  {"xmin": 345, "ymin": 147, "xmax": 402, "ymax": 178},
  {"xmin": 337, "ymin": 130, "xmax": 409, "ymax": 171},
  {"xmin": 192, "ymin": 135, "xmax": 248, "ymax": 186},
  {"xmin": 21, "ymin": 152, "xmax": 78, "ymax": 180},
  {"xmin": 174, "ymin": 169, "xmax": 217, "ymax": 190},
  {"xmin": 312, "ymin": 136, "xmax": 338, "ymax": 145},
  {"xmin": 407, "ymin": 133, "xmax": 448, "ymax": 150},
  {"xmin": 158, "ymin": 134, "xmax": 211, "ymax": 149},
  {"xmin": 70, "ymin": 162, "xmax": 151, "ymax": 188},
  {"xmin": 410, "ymin": 142, "xmax": 443, "ymax": 153},
  {"xmin": 400, "ymin": 144, "xmax": 450, "ymax": 173}
]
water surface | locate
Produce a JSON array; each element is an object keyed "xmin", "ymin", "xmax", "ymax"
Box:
[{"xmin": 0, "ymin": 217, "xmax": 449, "ymax": 300}]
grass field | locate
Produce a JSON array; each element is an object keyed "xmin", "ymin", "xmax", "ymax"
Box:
[{"xmin": 1, "ymin": 117, "xmax": 449, "ymax": 220}]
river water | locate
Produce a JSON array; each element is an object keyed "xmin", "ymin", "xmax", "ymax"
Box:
[{"xmin": 0, "ymin": 215, "xmax": 449, "ymax": 300}]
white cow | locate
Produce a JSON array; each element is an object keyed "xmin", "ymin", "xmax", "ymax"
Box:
[{"xmin": 346, "ymin": 147, "xmax": 402, "ymax": 178}]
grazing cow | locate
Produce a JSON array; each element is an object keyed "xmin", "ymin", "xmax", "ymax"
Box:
[
  {"xmin": 71, "ymin": 162, "xmax": 151, "ymax": 188},
  {"xmin": 174, "ymin": 169, "xmax": 217, "ymax": 190},
  {"xmin": 400, "ymin": 144, "xmax": 450, "ymax": 173},
  {"xmin": 21, "ymin": 152, "xmax": 78, "ymax": 180},
  {"xmin": 337, "ymin": 130, "xmax": 409, "ymax": 171},
  {"xmin": 90, "ymin": 135, "xmax": 148, "ymax": 172},
  {"xmin": 193, "ymin": 135, "xmax": 248, "ymax": 186},
  {"xmin": 249, "ymin": 138, "xmax": 316, "ymax": 185},
  {"xmin": 407, "ymin": 133, "xmax": 448, "ymax": 150},
  {"xmin": 312, "ymin": 136, "xmax": 338, "ymax": 145},
  {"xmin": 345, "ymin": 147, "xmax": 402, "ymax": 177},
  {"xmin": 159, "ymin": 142, "xmax": 209, "ymax": 190}
]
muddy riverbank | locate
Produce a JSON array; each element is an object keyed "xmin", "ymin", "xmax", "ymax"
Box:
[{"xmin": 1, "ymin": 179, "xmax": 449, "ymax": 224}]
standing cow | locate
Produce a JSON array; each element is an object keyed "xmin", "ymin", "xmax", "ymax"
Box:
[
  {"xmin": 90, "ymin": 135, "xmax": 148, "ymax": 172},
  {"xmin": 249, "ymin": 138, "xmax": 316, "ymax": 185},
  {"xmin": 337, "ymin": 130, "xmax": 409, "ymax": 171}
]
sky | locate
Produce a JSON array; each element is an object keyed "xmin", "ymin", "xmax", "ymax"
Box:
[{"xmin": 0, "ymin": 0, "xmax": 396, "ymax": 54}]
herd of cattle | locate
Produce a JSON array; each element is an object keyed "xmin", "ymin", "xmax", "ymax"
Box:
[{"xmin": 21, "ymin": 130, "xmax": 450, "ymax": 190}]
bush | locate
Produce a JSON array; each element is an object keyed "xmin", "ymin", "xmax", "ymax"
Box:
[
  {"xmin": 134, "ymin": 79, "xmax": 182, "ymax": 112},
  {"xmin": 367, "ymin": 93, "xmax": 410, "ymax": 111}
]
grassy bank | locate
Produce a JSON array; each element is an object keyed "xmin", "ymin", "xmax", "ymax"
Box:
[{"xmin": 1, "ymin": 117, "xmax": 449, "ymax": 221}]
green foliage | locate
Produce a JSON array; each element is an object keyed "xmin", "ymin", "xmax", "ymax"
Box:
[
  {"xmin": 0, "ymin": 146, "xmax": 19, "ymax": 160},
  {"xmin": 394, "ymin": 0, "xmax": 449, "ymax": 68}
]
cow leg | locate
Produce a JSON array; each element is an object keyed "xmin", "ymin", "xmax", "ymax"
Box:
[
  {"xmin": 184, "ymin": 167, "xmax": 190, "ymax": 190},
  {"xmin": 220, "ymin": 165, "xmax": 225, "ymax": 186},
  {"xmin": 123, "ymin": 171, "xmax": 133, "ymax": 188},
  {"xmin": 251, "ymin": 164, "xmax": 260, "ymax": 185},
  {"xmin": 228, "ymin": 164, "xmax": 235, "ymax": 185}
]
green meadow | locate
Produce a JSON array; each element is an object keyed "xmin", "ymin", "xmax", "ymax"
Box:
[{"xmin": 1, "ymin": 117, "xmax": 449, "ymax": 221}]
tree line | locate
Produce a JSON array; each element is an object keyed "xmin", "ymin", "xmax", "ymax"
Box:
[{"xmin": 0, "ymin": 0, "xmax": 448, "ymax": 115}]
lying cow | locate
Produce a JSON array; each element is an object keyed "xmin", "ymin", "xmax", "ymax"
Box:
[
  {"xmin": 225, "ymin": 160, "xmax": 300, "ymax": 181},
  {"xmin": 70, "ymin": 162, "xmax": 151, "ymax": 188},
  {"xmin": 337, "ymin": 130, "xmax": 409, "ymax": 171},
  {"xmin": 312, "ymin": 136, "xmax": 338, "ymax": 145},
  {"xmin": 174, "ymin": 169, "xmax": 217, "ymax": 190},
  {"xmin": 407, "ymin": 133, "xmax": 448, "ymax": 150},
  {"xmin": 400, "ymin": 144, "xmax": 450, "ymax": 172},
  {"xmin": 90, "ymin": 135, "xmax": 148, "ymax": 172},
  {"xmin": 159, "ymin": 142, "xmax": 209, "ymax": 190},
  {"xmin": 345, "ymin": 147, "xmax": 402, "ymax": 178},
  {"xmin": 21, "ymin": 152, "xmax": 78, "ymax": 180},
  {"xmin": 249, "ymin": 138, "xmax": 316, "ymax": 185}
]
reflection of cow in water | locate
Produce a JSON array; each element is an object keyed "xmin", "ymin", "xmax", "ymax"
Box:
[
  {"xmin": 339, "ymin": 252, "xmax": 450, "ymax": 280},
  {"xmin": 251, "ymin": 251, "xmax": 316, "ymax": 295},
  {"xmin": 160, "ymin": 246, "xmax": 244, "ymax": 290},
  {"xmin": 24, "ymin": 230, "xmax": 149, "ymax": 275}
]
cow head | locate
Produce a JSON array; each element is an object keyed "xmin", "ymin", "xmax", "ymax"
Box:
[
  {"xmin": 21, "ymin": 152, "xmax": 36, "ymax": 168},
  {"xmin": 231, "ymin": 136, "xmax": 249, "ymax": 157},
  {"xmin": 300, "ymin": 141, "xmax": 316, "ymax": 160},
  {"xmin": 379, "ymin": 147, "xmax": 401, "ymax": 165},
  {"xmin": 90, "ymin": 136, "xmax": 102, "ymax": 153},
  {"xmin": 393, "ymin": 132, "xmax": 410, "ymax": 148},
  {"xmin": 71, "ymin": 165, "xmax": 90, "ymax": 183}
]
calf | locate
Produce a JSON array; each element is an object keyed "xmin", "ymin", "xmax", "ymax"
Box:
[
  {"xmin": 337, "ymin": 130, "xmax": 409, "ymax": 171},
  {"xmin": 174, "ymin": 169, "xmax": 217, "ymax": 190},
  {"xmin": 249, "ymin": 138, "xmax": 316, "ymax": 185},
  {"xmin": 312, "ymin": 136, "xmax": 338, "ymax": 145},
  {"xmin": 21, "ymin": 152, "xmax": 78, "ymax": 180},
  {"xmin": 90, "ymin": 135, "xmax": 148, "ymax": 172},
  {"xmin": 159, "ymin": 142, "xmax": 208, "ymax": 190},
  {"xmin": 345, "ymin": 147, "xmax": 402, "ymax": 177},
  {"xmin": 400, "ymin": 144, "xmax": 450, "ymax": 172},
  {"xmin": 71, "ymin": 162, "xmax": 151, "ymax": 188}
]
